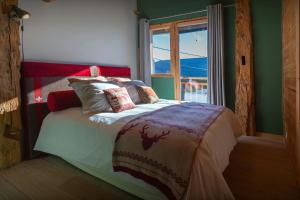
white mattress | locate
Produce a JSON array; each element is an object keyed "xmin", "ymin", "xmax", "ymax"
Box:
[{"xmin": 35, "ymin": 100, "xmax": 241, "ymax": 200}]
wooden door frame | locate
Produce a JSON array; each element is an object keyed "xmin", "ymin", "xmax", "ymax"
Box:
[
  {"xmin": 149, "ymin": 17, "xmax": 208, "ymax": 100},
  {"xmin": 296, "ymin": 0, "xmax": 300, "ymax": 186}
]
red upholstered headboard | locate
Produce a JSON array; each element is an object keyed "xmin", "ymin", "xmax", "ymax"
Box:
[{"xmin": 21, "ymin": 61, "xmax": 131, "ymax": 159}]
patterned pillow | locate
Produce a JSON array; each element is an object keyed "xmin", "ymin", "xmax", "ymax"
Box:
[
  {"xmin": 137, "ymin": 86, "xmax": 159, "ymax": 104},
  {"xmin": 117, "ymin": 80, "xmax": 146, "ymax": 104},
  {"xmin": 104, "ymin": 87, "xmax": 136, "ymax": 113},
  {"xmin": 69, "ymin": 82, "xmax": 119, "ymax": 114}
]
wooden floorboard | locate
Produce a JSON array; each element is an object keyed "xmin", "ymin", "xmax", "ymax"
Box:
[
  {"xmin": 0, "ymin": 136, "xmax": 299, "ymax": 200},
  {"xmin": 0, "ymin": 156, "xmax": 138, "ymax": 200},
  {"xmin": 224, "ymin": 136, "xmax": 300, "ymax": 200},
  {"xmin": 1, "ymin": 160, "xmax": 79, "ymax": 200},
  {"xmin": 0, "ymin": 175, "xmax": 30, "ymax": 200}
]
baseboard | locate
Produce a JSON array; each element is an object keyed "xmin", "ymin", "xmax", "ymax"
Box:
[{"xmin": 256, "ymin": 132, "xmax": 285, "ymax": 143}]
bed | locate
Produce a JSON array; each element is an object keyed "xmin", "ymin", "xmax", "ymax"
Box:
[{"xmin": 21, "ymin": 62, "xmax": 241, "ymax": 200}]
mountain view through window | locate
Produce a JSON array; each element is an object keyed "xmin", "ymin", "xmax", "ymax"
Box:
[{"xmin": 152, "ymin": 23, "xmax": 208, "ymax": 103}]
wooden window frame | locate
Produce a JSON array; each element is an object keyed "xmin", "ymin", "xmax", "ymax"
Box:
[
  {"xmin": 150, "ymin": 23, "xmax": 173, "ymax": 78},
  {"xmin": 150, "ymin": 17, "xmax": 208, "ymax": 100}
]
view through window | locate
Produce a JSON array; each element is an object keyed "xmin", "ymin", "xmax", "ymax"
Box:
[
  {"xmin": 152, "ymin": 29, "xmax": 171, "ymax": 74},
  {"xmin": 179, "ymin": 23, "xmax": 208, "ymax": 103},
  {"xmin": 150, "ymin": 18, "xmax": 208, "ymax": 103}
]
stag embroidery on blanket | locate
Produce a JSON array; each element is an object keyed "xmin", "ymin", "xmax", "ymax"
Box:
[
  {"xmin": 116, "ymin": 122, "xmax": 171, "ymax": 150},
  {"xmin": 115, "ymin": 123, "xmax": 139, "ymax": 142},
  {"xmin": 113, "ymin": 103, "xmax": 225, "ymax": 200},
  {"xmin": 139, "ymin": 124, "xmax": 170, "ymax": 150}
]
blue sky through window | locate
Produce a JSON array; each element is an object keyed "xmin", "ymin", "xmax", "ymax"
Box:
[
  {"xmin": 152, "ymin": 28, "xmax": 208, "ymax": 75},
  {"xmin": 152, "ymin": 29, "xmax": 207, "ymax": 61},
  {"xmin": 179, "ymin": 30, "xmax": 208, "ymax": 58}
]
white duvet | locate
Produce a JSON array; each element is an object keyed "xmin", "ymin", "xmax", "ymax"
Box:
[{"xmin": 35, "ymin": 100, "xmax": 241, "ymax": 200}]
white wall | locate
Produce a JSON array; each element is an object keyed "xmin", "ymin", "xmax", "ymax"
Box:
[{"xmin": 19, "ymin": 0, "xmax": 138, "ymax": 78}]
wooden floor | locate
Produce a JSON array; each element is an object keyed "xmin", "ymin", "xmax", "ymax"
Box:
[
  {"xmin": 224, "ymin": 136, "xmax": 300, "ymax": 200},
  {"xmin": 0, "ymin": 136, "xmax": 299, "ymax": 200}
]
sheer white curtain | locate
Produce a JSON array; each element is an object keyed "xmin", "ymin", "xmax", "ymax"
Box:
[
  {"xmin": 139, "ymin": 18, "xmax": 152, "ymax": 86},
  {"xmin": 207, "ymin": 4, "xmax": 226, "ymax": 106}
]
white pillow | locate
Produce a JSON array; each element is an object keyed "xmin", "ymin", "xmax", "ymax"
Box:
[{"xmin": 70, "ymin": 82, "xmax": 119, "ymax": 114}]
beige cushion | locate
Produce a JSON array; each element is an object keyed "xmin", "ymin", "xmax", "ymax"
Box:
[{"xmin": 137, "ymin": 86, "xmax": 159, "ymax": 104}]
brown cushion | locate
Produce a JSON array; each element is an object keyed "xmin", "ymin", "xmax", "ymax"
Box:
[
  {"xmin": 137, "ymin": 86, "xmax": 159, "ymax": 104},
  {"xmin": 104, "ymin": 87, "xmax": 136, "ymax": 113}
]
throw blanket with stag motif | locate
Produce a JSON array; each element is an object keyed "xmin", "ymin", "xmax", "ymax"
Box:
[{"xmin": 112, "ymin": 102, "xmax": 225, "ymax": 200}]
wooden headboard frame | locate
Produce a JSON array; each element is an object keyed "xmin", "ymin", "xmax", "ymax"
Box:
[{"xmin": 21, "ymin": 61, "xmax": 131, "ymax": 159}]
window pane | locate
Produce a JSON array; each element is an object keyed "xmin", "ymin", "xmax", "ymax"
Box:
[
  {"xmin": 151, "ymin": 30, "xmax": 171, "ymax": 74},
  {"xmin": 179, "ymin": 23, "xmax": 208, "ymax": 103}
]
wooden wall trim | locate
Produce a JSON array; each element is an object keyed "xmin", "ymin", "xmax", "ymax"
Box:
[
  {"xmin": 170, "ymin": 23, "xmax": 180, "ymax": 100},
  {"xmin": 283, "ymin": 0, "xmax": 300, "ymax": 187},
  {"xmin": 235, "ymin": 0, "xmax": 256, "ymax": 136},
  {"xmin": 295, "ymin": 0, "xmax": 300, "ymax": 186}
]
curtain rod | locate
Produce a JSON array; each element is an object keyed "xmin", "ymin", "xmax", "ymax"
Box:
[{"xmin": 149, "ymin": 4, "xmax": 235, "ymax": 22}]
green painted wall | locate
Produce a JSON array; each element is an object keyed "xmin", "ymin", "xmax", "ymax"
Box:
[
  {"xmin": 138, "ymin": 0, "xmax": 234, "ymax": 22},
  {"xmin": 252, "ymin": 0, "xmax": 283, "ymax": 134},
  {"xmin": 138, "ymin": 0, "xmax": 283, "ymax": 134},
  {"xmin": 151, "ymin": 77, "xmax": 175, "ymax": 99}
]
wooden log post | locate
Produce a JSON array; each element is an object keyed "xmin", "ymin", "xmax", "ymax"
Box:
[
  {"xmin": 282, "ymin": 0, "xmax": 300, "ymax": 186},
  {"xmin": 235, "ymin": 0, "xmax": 256, "ymax": 136},
  {"xmin": 0, "ymin": 0, "xmax": 22, "ymax": 168}
]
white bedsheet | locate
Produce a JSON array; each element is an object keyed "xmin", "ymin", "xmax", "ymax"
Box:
[{"xmin": 35, "ymin": 100, "xmax": 241, "ymax": 200}]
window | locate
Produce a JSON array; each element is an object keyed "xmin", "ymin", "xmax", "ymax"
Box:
[
  {"xmin": 150, "ymin": 17, "xmax": 208, "ymax": 103},
  {"xmin": 151, "ymin": 29, "xmax": 171, "ymax": 75},
  {"xmin": 179, "ymin": 23, "xmax": 208, "ymax": 103}
]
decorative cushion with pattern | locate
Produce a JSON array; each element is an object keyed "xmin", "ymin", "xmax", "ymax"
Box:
[
  {"xmin": 104, "ymin": 87, "xmax": 136, "ymax": 113},
  {"xmin": 117, "ymin": 80, "xmax": 146, "ymax": 104},
  {"xmin": 69, "ymin": 82, "xmax": 119, "ymax": 114},
  {"xmin": 137, "ymin": 86, "xmax": 159, "ymax": 104}
]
